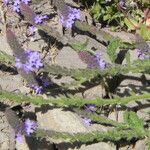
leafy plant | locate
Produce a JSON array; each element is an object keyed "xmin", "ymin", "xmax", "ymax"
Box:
[
  {"xmin": 90, "ymin": 0, "xmax": 125, "ymax": 28},
  {"xmin": 107, "ymin": 38, "xmax": 122, "ymax": 63}
]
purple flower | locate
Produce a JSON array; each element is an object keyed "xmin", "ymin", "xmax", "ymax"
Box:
[
  {"xmin": 24, "ymin": 119, "xmax": 37, "ymax": 135},
  {"xmin": 39, "ymin": 77, "xmax": 50, "ymax": 87},
  {"xmin": 85, "ymin": 104, "xmax": 96, "ymax": 111},
  {"xmin": 13, "ymin": 4, "xmax": 20, "ymax": 12},
  {"xmin": 31, "ymin": 85, "xmax": 42, "ymax": 94},
  {"xmin": 34, "ymin": 15, "xmax": 48, "ymax": 24},
  {"xmin": 15, "ymin": 49, "xmax": 43, "ymax": 72},
  {"xmin": 136, "ymin": 49, "xmax": 150, "ymax": 59},
  {"xmin": 95, "ymin": 52, "xmax": 106, "ymax": 69},
  {"xmin": 12, "ymin": 0, "xmax": 31, "ymax": 12},
  {"xmin": 82, "ymin": 117, "xmax": 92, "ymax": 126},
  {"xmin": 15, "ymin": 118, "xmax": 37, "ymax": 142},
  {"xmin": 21, "ymin": 0, "xmax": 31, "ymax": 4},
  {"xmin": 16, "ymin": 133, "xmax": 23, "ymax": 142},
  {"xmin": 27, "ymin": 26, "xmax": 37, "ymax": 35},
  {"xmin": 79, "ymin": 51, "xmax": 106, "ymax": 69},
  {"xmin": 41, "ymin": 79, "xmax": 49, "ymax": 87},
  {"xmin": 59, "ymin": 6, "xmax": 80, "ymax": 28},
  {"xmin": 118, "ymin": 0, "xmax": 127, "ymax": 10},
  {"xmin": 14, "ymin": 0, "xmax": 21, "ymax": 5},
  {"xmin": 3, "ymin": 0, "xmax": 9, "ymax": 5}
]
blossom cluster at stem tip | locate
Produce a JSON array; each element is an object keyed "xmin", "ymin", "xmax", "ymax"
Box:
[
  {"xmin": 30, "ymin": 85, "xmax": 43, "ymax": 94},
  {"xmin": 12, "ymin": 0, "xmax": 31, "ymax": 12},
  {"xmin": 60, "ymin": 6, "xmax": 80, "ymax": 28},
  {"xmin": 136, "ymin": 49, "xmax": 150, "ymax": 59},
  {"xmin": 85, "ymin": 104, "xmax": 96, "ymax": 111},
  {"xmin": 15, "ymin": 49, "xmax": 43, "ymax": 73},
  {"xmin": 95, "ymin": 52, "xmax": 106, "ymax": 69},
  {"xmin": 15, "ymin": 119, "xmax": 37, "ymax": 142},
  {"xmin": 82, "ymin": 117, "xmax": 92, "ymax": 126}
]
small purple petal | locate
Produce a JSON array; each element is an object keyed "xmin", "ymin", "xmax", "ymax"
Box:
[
  {"xmin": 30, "ymin": 85, "xmax": 42, "ymax": 94},
  {"xmin": 3, "ymin": 0, "xmax": 9, "ymax": 5},
  {"xmin": 83, "ymin": 117, "xmax": 92, "ymax": 126},
  {"xmin": 25, "ymin": 119, "xmax": 37, "ymax": 135},
  {"xmin": 95, "ymin": 52, "xmax": 106, "ymax": 69},
  {"xmin": 13, "ymin": 5, "xmax": 20, "ymax": 12},
  {"xmin": 136, "ymin": 49, "xmax": 150, "ymax": 59},
  {"xmin": 28, "ymin": 26, "xmax": 37, "ymax": 35},
  {"xmin": 16, "ymin": 133, "xmax": 23, "ymax": 142},
  {"xmin": 15, "ymin": 49, "xmax": 43, "ymax": 73},
  {"xmin": 21, "ymin": 0, "xmax": 31, "ymax": 4},
  {"xmin": 85, "ymin": 104, "xmax": 96, "ymax": 111},
  {"xmin": 59, "ymin": 6, "xmax": 80, "ymax": 28},
  {"xmin": 34, "ymin": 15, "xmax": 48, "ymax": 24}
]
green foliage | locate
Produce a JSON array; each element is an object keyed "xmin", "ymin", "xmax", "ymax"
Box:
[
  {"xmin": 125, "ymin": 51, "xmax": 131, "ymax": 65},
  {"xmin": 1, "ymin": 0, "xmax": 150, "ymax": 147},
  {"xmin": 90, "ymin": 0, "xmax": 124, "ymax": 28},
  {"xmin": 124, "ymin": 18, "xmax": 139, "ymax": 31},
  {"xmin": 0, "ymin": 90, "xmax": 150, "ymax": 107},
  {"xmin": 36, "ymin": 128, "xmax": 146, "ymax": 143},
  {"xmin": 89, "ymin": 0, "xmax": 148, "ymax": 30},
  {"xmin": 35, "ymin": 110, "xmax": 149, "ymax": 144},
  {"xmin": 0, "ymin": 51, "xmax": 15, "ymax": 64},
  {"xmin": 123, "ymin": 111, "xmax": 145, "ymax": 134},
  {"xmin": 147, "ymin": 134, "xmax": 150, "ymax": 150},
  {"xmin": 107, "ymin": 38, "xmax": 122, "ymax": 63},
  {"xmin": 69, "ymin": 39, "xmax": 89, "ymax": 52},
  {"xmin": 137, "ymin": 25, "xmax": 150, "ymax": 41}
]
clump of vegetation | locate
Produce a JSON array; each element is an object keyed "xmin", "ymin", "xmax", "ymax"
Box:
[{"xmin": 0, "ymin": 0, "xmax": 150, "ymax": 149}]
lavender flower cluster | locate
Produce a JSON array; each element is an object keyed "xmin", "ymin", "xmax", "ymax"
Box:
[
  {"xmin": 85, "ymin": 104, "xmax": 96, "ymax": 111},
  {"xmin": 95, "ymin": 52, "xmax": 106, "ymax": 69},
  {"xmin": 15, "ymin": 49, "xmax": 43, "ymax": 72},
  {"xmin": 13, "ymin": 0, "xmax": 31, "ymax": 12},
  {"xmin": 136, "ymin": 49, "xmax": 150, "ymax": 59},
  {"xmin": 16, "ymin": 119, "xmax": 37, "ymax": 142},
  {"xmin": 15, "ymin": 49, "xmax": 43, "ymax": 94},
  {"xmin": 82, "ymin": 117, "xmax": 92, "ymax": 126},
  {"xmin": 79, "ymin": 51, "xmax": 106, "ymax": 69},
  {"xmin": 59, "ymin": 6, "xmax": 80, "ymax": 28},
  {"xmin": 3, "ymin": 0, "xmax": 48, "ymax": 25}
]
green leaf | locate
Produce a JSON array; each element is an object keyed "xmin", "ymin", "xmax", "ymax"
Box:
[
  {"xmin": 137, "ymin": 25, "xmax": 150, "ymax": 40},
  {"xmin": 125, "ymin": 51, "xmax": 131, "ymax": 65},
  {"xmin": 69, "ymin": 39, "xmax": 89, "ymax": 52},
  {"xmin": 123, "ymin": 111, "xmax": 145, "ymax": 134},
  {"xmin": 107, "ymin": 38, "xmax": 122, "ymax": 63},
  {"xmin": 103, "ymin": 14, "xmax": 111, "ymax": 21},
  {"xmin": 124, "ymin": 18, "xmax": 139, "ymax": 30}
]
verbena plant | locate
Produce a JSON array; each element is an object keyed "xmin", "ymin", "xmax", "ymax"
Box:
[{"xmin": 0, "ymin": 0, "xmax": 150, "ymax": 149}]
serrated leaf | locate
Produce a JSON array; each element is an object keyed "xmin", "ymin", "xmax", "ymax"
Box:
[
  {"xmin": 123, "ymin": 111, "xmax": 145, "ymax": 133},
  {"xmin": 107, "ymin": 38, "xmax": 122, "ymax": 63},
  {"xmin": 124, "ymin": 18, "xmax": 139, "ymax": 30},
  {"xmin": 69, "ymin": 39, "xmax": 89, "ymax": 52},
  {"xmin": 125, "ymin": 51, "xmax": 130, "ymax": 65},
  {"xmin": 137, "ymin": 25, "xmax": 150, "ymax": 40}
]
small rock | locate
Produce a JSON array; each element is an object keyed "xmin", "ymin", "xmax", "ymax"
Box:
[
  {"xmin": 0, "ymin": 36, "xmax": 13, "ymax": 56},
  {"xmin": 102, "ymin": 28, "xmax": 136, "ymax": 43},
  {"xmin": 0, "ymin": 71, "xmax": 30, "ymax": 94},
  {"xmin": 56, "ymin": 47, "xmax": 87, "ymax": 69},
  {"xmin": 137, "ymin": 108, "xmax": 150, "ymax": 121},
  {"xmin": 108, "ymin": 111, "xmax": 124, "ymax": 123},
  {"xmin": 36, "ymin": 108, "xmax": 88, "ymax": 133},
  {"xmin": 83, "ymin": 85, "xmax": 106, "ymax": 99},
  {"xmin": 16, "ymin": 136, "xmax": 30, "ymax": 150},
  {"xmin": 134, "ymin": 139, "xmax": 147, "ymax": 150},
  {"xmin": 80, "ymin": 142, "xmax": 116, "ymax": 150}
]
